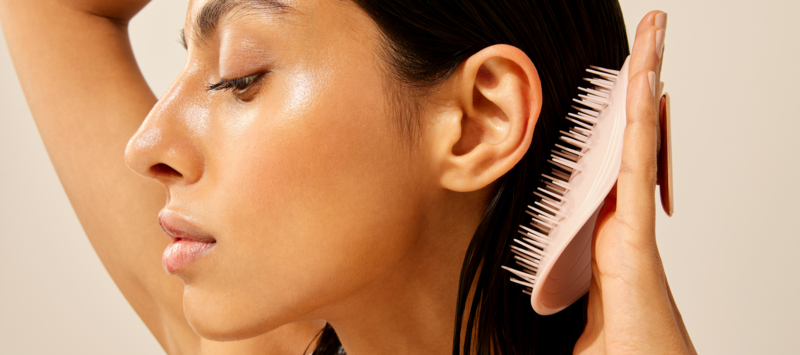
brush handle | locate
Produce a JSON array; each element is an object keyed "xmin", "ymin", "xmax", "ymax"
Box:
[{"xmin": 657, "ymin": 92, "xmax": 674, "ymax": 216}]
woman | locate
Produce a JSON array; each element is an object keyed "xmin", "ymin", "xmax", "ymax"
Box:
[{"xmin": 0, "ymin": 0, "xmax": 695, "ymax": 354}]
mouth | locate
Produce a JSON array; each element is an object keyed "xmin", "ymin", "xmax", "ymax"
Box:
[{"xmin": 159, "ymin": 211, "xmax": 217, "ymax": 274}]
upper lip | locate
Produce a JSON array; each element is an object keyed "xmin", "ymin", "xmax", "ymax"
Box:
[{"xmin": 158, "ymin": 211, "xmax": 216, "ymax": 243}]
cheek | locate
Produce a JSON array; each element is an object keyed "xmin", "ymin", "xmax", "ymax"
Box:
[
  {"xmin": 190, "ymin": 68, "xmax": 427, "ymax": 330},
  {"xmin": 227, "ymin": 70, "xmax": 408, "ymax": 234},
  {"xmin": 239, "ymin": 73, "xmax": 422, "ymax": 265}
]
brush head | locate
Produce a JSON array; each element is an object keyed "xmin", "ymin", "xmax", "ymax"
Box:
[{"xmin": 502, "ymin": 56, "xmax": 631, "ymax": 315}]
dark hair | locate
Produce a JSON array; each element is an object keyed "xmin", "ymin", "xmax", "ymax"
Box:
[{"xmin": 314, "ymin": 1, "xmax": 629, "ymax": 354}]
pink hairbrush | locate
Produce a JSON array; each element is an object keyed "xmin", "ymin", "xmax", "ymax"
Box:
[{"xmin": 502, "ymin": 56, "xmax": 674, "ymax": 315}]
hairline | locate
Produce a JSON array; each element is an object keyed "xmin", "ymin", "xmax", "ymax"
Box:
[{"xmin": 181, "ymin": 0, "xmax": 296, "ymax": 49}]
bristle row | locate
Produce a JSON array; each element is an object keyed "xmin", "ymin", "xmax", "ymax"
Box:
[{"xmin": 502, "ymin": 65, "xmax": 618, "ymax": 295}]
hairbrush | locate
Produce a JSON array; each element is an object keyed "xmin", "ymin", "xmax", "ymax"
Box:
[{"xmin": 502, "ymin": 56, "xmax": 673, "ymax": 315}]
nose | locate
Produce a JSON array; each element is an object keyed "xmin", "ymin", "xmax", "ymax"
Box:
[{"xmin": 125, "ymin": 82, "xmax": 206, "ymax": 187}]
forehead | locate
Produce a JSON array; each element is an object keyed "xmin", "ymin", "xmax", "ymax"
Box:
[
  {"xmin": 188, "ymin": 0, "xmax": 298, "ymax": 17},
  {"xmin": 185, "ymin": 0, "xmax": 300, "ymax": 42},
  {"xmin": 183, "ymin": 0, "xmax": 377, "ymax": 50}
]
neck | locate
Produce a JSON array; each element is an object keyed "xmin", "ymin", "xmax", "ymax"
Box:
[{"xmin": 321, "ymin": 188, "xmax": 489, "ymax": 355}]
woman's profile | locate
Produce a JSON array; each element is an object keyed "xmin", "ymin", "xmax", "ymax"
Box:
[{"xmin": 0, "ymin": 0, "xmax": 695, "ymax": 354}]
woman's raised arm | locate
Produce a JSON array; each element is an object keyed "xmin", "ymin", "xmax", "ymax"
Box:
[
  {"xmin": 0, "ymin": 1, "xmax": 323, "ymax": 354},
  {"xmin": 0, "ymin": 0, "xmax": 200, "ymax": 353}
]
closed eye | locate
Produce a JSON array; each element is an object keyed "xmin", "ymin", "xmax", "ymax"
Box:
[{"xmin": 207, "ymin": 73, "xmax": 264, "ymax": 92}]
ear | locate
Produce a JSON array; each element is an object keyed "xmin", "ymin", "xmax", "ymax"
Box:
[{"xmin": 429, "ymin": 44, "xmax": 542, "ymax": 192}]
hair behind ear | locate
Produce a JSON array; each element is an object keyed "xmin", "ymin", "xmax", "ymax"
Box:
[{"xmin": 316, "ymin": 0, "xmax": 629, "ymax": 354}]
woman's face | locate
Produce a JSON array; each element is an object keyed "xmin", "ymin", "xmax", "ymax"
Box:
[{"xmin": 126, "ymin": 0, "xmax": 437, "ymax": 339}]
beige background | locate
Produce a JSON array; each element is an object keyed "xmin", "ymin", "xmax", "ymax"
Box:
[{"xmin": 1, "ymin": 0, "xmax": 798, "ymax": 353}]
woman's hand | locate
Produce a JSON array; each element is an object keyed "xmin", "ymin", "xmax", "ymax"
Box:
[{"xmin": 573, "ymin": 11, "xmax": 697, "ymax": 355}]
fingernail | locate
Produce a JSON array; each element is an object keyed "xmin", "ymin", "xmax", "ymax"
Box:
[
  {"xmin": 655, "ymin": 12, "xmax": 668, "ymax": 30},
  {"xmin": 656, "ymin": 29, "xmax": 665, "ymax": 59},
  {"xmin": 648, "ymin": 71, "xmax": 656, "ymax": 99}
]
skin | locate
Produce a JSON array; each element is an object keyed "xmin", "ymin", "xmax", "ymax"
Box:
[
  {"xmin": 0, "ymin": 0, "xmax": 695, "ymax": 354},
  {"xmin": 575, "ymin": 12, "xmax": 697, "ymax": 355},
  {"xmin": 0, "ymin": 0, "xmax": 324, "ymax": 354}
]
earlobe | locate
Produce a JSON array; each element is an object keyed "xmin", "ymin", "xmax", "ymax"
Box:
[{"xmin": 432, "ymin": 44, "xmax": 542, "ymax": 192}]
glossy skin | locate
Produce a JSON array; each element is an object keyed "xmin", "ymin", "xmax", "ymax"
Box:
[
  {"xmin": 0, "ymin": 0, "xmax": 695, "ymax": 353},
  {"xmin": 0, "ymin": 0, "xmax": 325, "ymax": 354},
  {"xmin": 128, "ymin": 0, "xmax": 453, "ymax": 344},
  {"xmin": 127, "ymin": 2, "xmax": 525, "ymax": 353}
]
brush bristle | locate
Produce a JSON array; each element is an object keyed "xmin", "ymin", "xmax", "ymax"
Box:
[{"xmin": 501, "ymin": 66, "xmax": 619, "ymax": 295}]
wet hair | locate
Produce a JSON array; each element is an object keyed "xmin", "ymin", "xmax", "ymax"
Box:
[{"xmin": 314, "ymin": 0, "xmax": 629, "ymax": 354}]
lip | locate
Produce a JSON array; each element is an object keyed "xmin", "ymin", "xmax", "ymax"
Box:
[{"xmin": 159, "ymin": 211, "xmax": 216, "ymax": 274}]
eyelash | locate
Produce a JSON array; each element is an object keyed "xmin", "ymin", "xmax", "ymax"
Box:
[{"xmin": 207, "ymin": 72, "xmax": 266, "ymax": 96}]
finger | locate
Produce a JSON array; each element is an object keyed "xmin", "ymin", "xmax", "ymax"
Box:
[
  {"xmin": 654, "ymin": 12, "xmax": 667, "ymax": 100},
  {"xmin": 629, "ymin": 21, "xmax": 664, "ymax": 84},
  {"xmin": 633, "ymin": 10, "xmax": 663, "ymax": 40},
  {"xmin": 629, "ymin": 12, "xmax": 666, "ymax": 158},
  {"xmin": 617, "ymin": 70, "xmax": 658, "ymax": 239},
  {"xmin": 633, "ymin": 10, "xmax": 667, "ymax": 56},
  {"xmin": 630, "ymin": 10, "xmax": 666, "ymax": 87}
]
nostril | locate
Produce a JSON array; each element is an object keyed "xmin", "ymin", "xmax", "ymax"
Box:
[{"xmin": 150, "ymin": 163, "xmax": 183, "ymax": 178}]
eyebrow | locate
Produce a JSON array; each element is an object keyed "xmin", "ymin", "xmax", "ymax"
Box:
[{"xmin": 180, "ymin": 0, "xmax": 295, "ymax": 49}]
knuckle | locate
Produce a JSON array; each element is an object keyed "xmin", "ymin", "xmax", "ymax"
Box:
[
  {"xmin": 620, "ymin": 158, "xmax": 658, "ymax": 183},
  {"xmin": 626, "ymin": 106, "xmax": 659, "ymax": 133},
  {"xmin": 619, "ymin": 153, "xmax": 658, "ymax": 195},
  {"xmin": 618, "ymin": 161, "xmax": 637, "ymax": 177},
  {"xmin": 597, "ymin": 268, "xmax": 628, "ymax": 285}
]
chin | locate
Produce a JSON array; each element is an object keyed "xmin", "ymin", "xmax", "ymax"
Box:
[{"xmin": 182, "ymin": 286, "xmax": 286, "ymax": 341}]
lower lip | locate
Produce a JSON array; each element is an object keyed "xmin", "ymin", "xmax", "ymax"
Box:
[{"xmin": 162, "ymin": 239, "xmax": 215, "ymax": 274}]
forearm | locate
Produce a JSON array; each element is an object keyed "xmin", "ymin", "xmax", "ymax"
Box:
[
  {"xmin": 0, "ymin": 0, "xmax": 156, "ymax": 129},
  {"xmin": 0, "ymin": 0, "xmax": 158, "ymax": 202},
  {"xmin": 0, "ymin": 0, "xmax": 189, "ymax": 352},
  {"xmin": 0, "ymin": 0, "xmax": 152, "ymax": 23}
]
